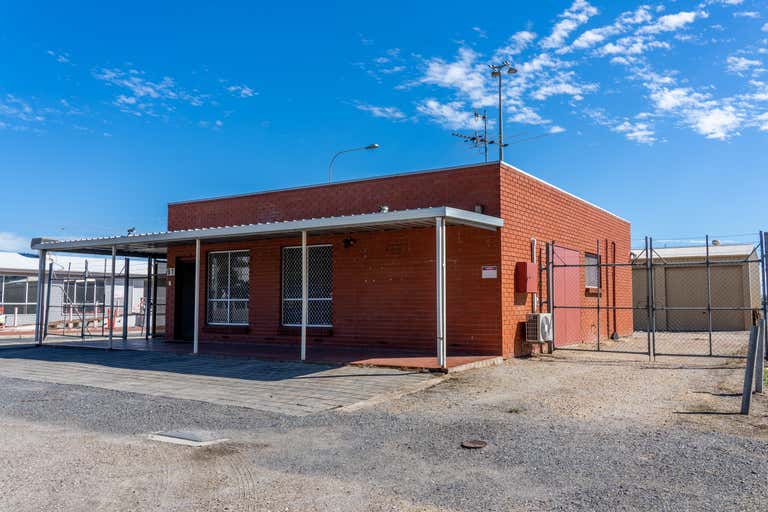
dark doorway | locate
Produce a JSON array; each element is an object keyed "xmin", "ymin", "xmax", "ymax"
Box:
[{"xmin": 174, "ymin": 260, "xmax": 196, "ymax": 341}]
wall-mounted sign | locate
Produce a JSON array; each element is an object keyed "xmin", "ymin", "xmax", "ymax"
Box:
[
  {"xmin": 167, "ymin": 267, "xmax": 176, "ymax": 277},
  {"xmin": 481, "ymin": 265, "xmax": 497, "ymax": 279}
]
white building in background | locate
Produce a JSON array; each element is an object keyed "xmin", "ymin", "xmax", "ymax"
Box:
[{"xmin": 0, "ymin": 251, "xmax": 164, "ymax": 330}]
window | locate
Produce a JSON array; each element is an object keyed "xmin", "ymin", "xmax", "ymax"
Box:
[
  {"xmin": 585, "ymin": 253, "xmax": 600, "ymax": 289},
  {"xmin": 207, "ymin": 251, "xmax": 249, "ymax": 325},
  {"xmin": 0, "ymin": 275, "xmax": 38, "ymax": 315},
  {"xmin": 282, "ymin": 245, "xmax": 332, "ymax": 327}
]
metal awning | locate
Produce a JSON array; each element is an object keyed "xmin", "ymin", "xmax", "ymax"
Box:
[{"xmin": 30, "ymin": 206, "xmax": 504, "ymax": 257}]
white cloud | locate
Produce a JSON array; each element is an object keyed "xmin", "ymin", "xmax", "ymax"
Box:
[
  {"xmin": 726, "ymin": 55, "xmax": 764, "ymax": 75},
  {"xmin": 612, "ymin": 120, "xmax": 656, "ymax": 144},
  {"xmin": 561, "ymin": 6, "xmax": 652, "ymax": 53},
  {"xmin": 638, "ymin": 10, "xmax": 708, "ymax": 35},
  {"xmin": 93, "ymin": 67, "xmax": 206, "ymax": 116},
  {"xmin": 356, "ymin": 103, "xmax": 406, "ymax": 120},
  {"xmin": 756, "ymin": 111, "xmax": 768, "ymax": 130},
  {"xmin": 494, "ymin": 31, "xmax": 537, "ymax": 59},
  {"xmin": 0, "ymin": 232, "xmax": 28, "ymax": 252},
  {"xmin": 47, "ymin": 50, "xmax": 71, "ymax": 64},
  {"xmin": 733, "ymin": 11, "xmax": 759, "ymax": 18},
  {"xmin": 226, "ymin": 84, "xmax": 257, "ymax": 98},
  {"xmin": 692, "ymin": 106, "xmax": 741, "ymax": 139},
  {"xmin": 530, "ymin": 78, "xmax": 597, "ymax": 101},
  {"xmin": 421, "ymin": 48, "xmax": 495, "ymax": 107},
  {"xmin": 549, "ymin": 125, "xmax": 565, "ymax": 134},
  {"xmin": 541, "ymin": 0, "xmax": 599, "ymax": 49},
  {"xmin": 763, "ymin": 23, "xmax": 768, "ymax": 32},
  {"xmin": 416, "ymin": 99, "xmax": 484, "ymax": 129},
  {"xmin": 472, "ymin": 27, "xmax": 488, "ymax": 39},
  {"xmin": 0, "ymin": 95, "xmax": 46, "ymax": 124}
]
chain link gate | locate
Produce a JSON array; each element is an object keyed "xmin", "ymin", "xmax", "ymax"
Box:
[{"xmin": 544, "ymin": 233, "xmax": 767, "ymax": 359}]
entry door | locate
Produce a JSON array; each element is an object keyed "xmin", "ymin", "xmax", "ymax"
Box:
[
  {"xmin": 174, "ymin": 260, "xmax": 196, "ymax": 341},
  {"xmin": 553, "ymin": 246, "xmax": 581, "ymax": 346}
]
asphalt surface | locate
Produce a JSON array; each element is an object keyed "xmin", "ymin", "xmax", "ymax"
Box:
[{"xmin": 0, "ymin": 353, "xmax": 766, "ymax": 511}]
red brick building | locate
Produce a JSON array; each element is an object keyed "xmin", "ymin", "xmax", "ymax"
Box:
[{"xmin": 32, "ymin": 161, "xmax": 632, "ymax": 364}]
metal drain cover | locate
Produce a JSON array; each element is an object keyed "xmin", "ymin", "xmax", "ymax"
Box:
[
  {"xmin": 461, "ymin": 439, "xmax": 487, "ymax": 449},
  {"xmin": 148, "ymin": 430, "xmax": 229, "ymax": 447}
]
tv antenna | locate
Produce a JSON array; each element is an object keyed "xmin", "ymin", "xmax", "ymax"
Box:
[{"xmin": 451, "ymin": 110, "xmax": 496, "ymax": 162}]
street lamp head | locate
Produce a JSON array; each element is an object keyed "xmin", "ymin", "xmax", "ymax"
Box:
[
  {"xmin": 491, "ymin": 71, "xmax": 500, "ymax": 77},
  {"xmin": 365, "ymin": 143, "xmax": 380, "ymax": 150},
  {"xmin": 507, "ymin": 67, "xmax": 518, "ymax": 74}
]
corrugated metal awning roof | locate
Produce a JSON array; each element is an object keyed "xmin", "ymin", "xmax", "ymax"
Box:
[
  {"xmin": 30, "ymin": 206, "xmax": 504, "ymax": 258},
  {"xmin": 631, "ymin": 243, "xmax": 757, "ymax": 261}
]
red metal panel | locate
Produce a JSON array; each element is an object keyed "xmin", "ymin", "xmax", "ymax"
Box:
[
  {"xmin": 515, "ymin": 261, "xmax": 538, "ymax": 293},
  {"xmin": 553, "ymin": 246, "xmax": 581, "ymax": 346}
]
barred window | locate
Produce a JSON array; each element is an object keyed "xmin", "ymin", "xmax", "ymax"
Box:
[
  {"xmin": 282, "ymin": 245, "xmax": 332, "ymax": 327},
  {"xmin": 207, "ymin": 250, "xmax": 249, "ymax": 325},
  {"xmin": 585, "ymin": 253, "xmax": 600, "ymax": 289}
]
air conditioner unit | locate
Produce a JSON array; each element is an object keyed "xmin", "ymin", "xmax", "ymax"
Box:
[{"xmin": 526, "ymin": 313, "xmax": 553, "ymax": 343}]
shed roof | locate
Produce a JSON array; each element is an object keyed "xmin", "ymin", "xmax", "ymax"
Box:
[{"xmin": 631, "ymin": 243, "xmax": 757, "ymax": 261}]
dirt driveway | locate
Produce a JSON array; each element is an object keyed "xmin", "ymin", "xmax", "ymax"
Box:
[{"xmin": 0, "ymin": 349, "xmax": 765, "ymax": 511}]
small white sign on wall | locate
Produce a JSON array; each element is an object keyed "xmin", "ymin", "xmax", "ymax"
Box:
[
  {"xmin": 167, "ymin": 267, "xmax": 176, "ymax": 277},
  {"xmin": 481, "ymin": 265, "xmax": 497, "ymax": 279}
]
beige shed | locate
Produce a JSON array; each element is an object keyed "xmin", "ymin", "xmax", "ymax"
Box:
[{"xmin": 631, "ymin": 244, "xmax": 761, "ymax": 332}]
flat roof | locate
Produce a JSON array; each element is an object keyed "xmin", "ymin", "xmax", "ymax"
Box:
[
  {"xmin": 631, "ymin": 243, "xmax": 757, "ymax": 261},
  {"xmin": 0, "ymin": 251, "xmax": 156, "ymax": 276},
  {"xmin": 31, "ymin": 206, "xmax": 504, "ymax": 258}
]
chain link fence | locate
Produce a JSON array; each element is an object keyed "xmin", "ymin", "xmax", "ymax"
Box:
[{"xmin": 546, "ymin": 233, "xmax": 767, "ymax": 358}]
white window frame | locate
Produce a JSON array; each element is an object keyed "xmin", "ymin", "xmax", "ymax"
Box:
[
  {"xmin": 585, "ymin": 252, "xmax": 600, "ymax": 289},
  {"xmin": 207, "ymin": 250, "xmax": 250, "ymax": 326},
  {"xmin": 281, "ymin": 244, "xmax": 333, "ymax": 328}
]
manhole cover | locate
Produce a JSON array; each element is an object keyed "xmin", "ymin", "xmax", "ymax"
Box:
[
  {"xmin": 461, "ymin": 439, "xmax": 487, "ymax": 449},
  {"xmin": 148, "ymin": 430, "xmax": 229, "ymax": 447}
]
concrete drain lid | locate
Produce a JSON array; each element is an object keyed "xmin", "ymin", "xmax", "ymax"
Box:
[
  {"xmin": 148, "ymin": 431, "xmax": 229, "ymax": 447},
  {"xmin": 461, "ymin": 439, "xmax": 487, "ymax": 449}
]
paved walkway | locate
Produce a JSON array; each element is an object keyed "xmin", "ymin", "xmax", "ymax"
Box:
[{"xmin": 0, "ymin": 347, "xmax": 438, "ymax": 416}]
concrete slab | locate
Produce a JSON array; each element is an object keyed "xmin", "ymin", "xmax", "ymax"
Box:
[{"xmin": 0, "ymin": 347, "xmax": 438, "ymax": 416}]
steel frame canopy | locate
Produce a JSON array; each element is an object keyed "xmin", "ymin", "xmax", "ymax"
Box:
[{"xmin": 31, "ymin": 206, "xmax": 504, "ymax": 369}]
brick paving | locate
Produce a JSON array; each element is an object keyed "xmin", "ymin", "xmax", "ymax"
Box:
[{"xmin": 0, "ymin": 347, "xmax": 438, "ymax": 416}]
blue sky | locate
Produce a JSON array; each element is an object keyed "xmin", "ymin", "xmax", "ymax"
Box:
[{"xmin": 1, "ymin": 0, "xmax": 767, "ymax": 251}]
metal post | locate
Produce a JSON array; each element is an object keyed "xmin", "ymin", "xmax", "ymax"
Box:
[
  {"xmin": 760, "ymin": 231, "xmax": 768, "ymax": 362},
  {"xmin": 436, "ymin": 217, "xmax": 447, "ymax": 369},
  {"xmin": 755, "ymin": 321, "xmax": 764, "ymax": 394},
  {"xmin": 193, "ymin": 240, "xmax": 200, "ymax": 354},
  {"xmin": 705, "ymin": 235, "xmax": 713, "ymax": 356},
  {"xmin": 43, "ymin": 261, "xmax": 53, "ymax": 341},
  {"xmin": 34, "ymin": 250, "xmax": 47, "ymax": 344},
  {"xmin": 531, "ymin": 238, "xmax": 538, "ymax": 314},
  {"xmin": 301, "ymin": 230, "xmax": 308, "ymax": 361},
  {"xmin": 101, "ymin": 259, "xmax": 107, "ymax": 336},
  {"xmin": 145, "ymin": 257, "xmax": 152, "ymax": 341},
  {"xmin": 550, "ymin": 241, "xmax": 556, "ymax": 352},
  {"xmin": 108, "ymin": 246, "xmax": 116, "ymax": 349},
  {"xmin": 122, "ymin": 258, "xmax": 130, "ymax": 340},
  {"xmin": 649, "ymin": 237, "xmax": 657, "ymax": 360},
  {"xmin": 151, "ymin": 259, "xmax": 159, "ymax": 338},
  {"xmin": 497, "ymin": 72, "xmax": 504, "ymax": 162},
  {"xmin": 645, "ymin": 237, "xmax": 653, "ymax": 361},
  {"xmin": 741, "ymin": 325, "xmax": 759, "ymax": 415},
  {"xmin": 596, "ymin": 240, "xmax": 601, "ymax": 351},
  {"xmin": 81, "ymin": 260, "xmax": 88, "ymax": 339}
]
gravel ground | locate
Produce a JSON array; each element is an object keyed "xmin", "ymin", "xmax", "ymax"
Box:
[{"xmin": 0, "ymin": 351, "xmax": 766, "ymax": 511}]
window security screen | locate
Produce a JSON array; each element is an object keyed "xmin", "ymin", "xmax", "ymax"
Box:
[
  {"xmin": 207, "ymin": 250, "xmax": 249, "ymax": 325},
  {"xmin": 282, "ymin": 245, "xmax": 332, "ymax": 327}
]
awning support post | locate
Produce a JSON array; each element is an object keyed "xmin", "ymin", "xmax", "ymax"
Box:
[
  {"xmin": 145, "ymin": 257, "xmax": 152, "ymax": 341},
  {"xmin": 34, "ymin": 249, "xmax": 47, "ymax": 344},
  {"xmin": 436, "ymin": 217, "xmax": 447, "ymax": 369},
  {"xmin": 108, "ymin": 246, "xmax": 116, "ymax": 349},
  {"xmin": 301, "ymin": 230, "xmax": 308, "ymax": 361},
  {"xmin": 43, "ymin": 261, "xmax": 53, "ymax": 341},
  {"xmin": 122, "ymin": 258, "xmax": 130, "ymax": 340},
  {"xmin": 193, "ymin": 239, "xmax": 201, "ymax": 355}
]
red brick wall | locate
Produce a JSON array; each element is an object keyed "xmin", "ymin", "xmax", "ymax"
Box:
[
  {"xmin": 164, "ymin": 161, "xmax": 632, "ymax": 359},
  {"xmin": 499, "ymin": 163, "xmax": 633, "ymax": 357},
  {"xmin": 165, "ymin": 226, "xmax": 502, "ymax": 355},
  {"xmin": 168, "ymin": 163, "xmax": 501, "ymax": 230}
]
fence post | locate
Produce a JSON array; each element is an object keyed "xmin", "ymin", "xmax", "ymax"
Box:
[
  {"xmin": 644, "ymin": 237, "xmax": 652, "ymax": 361},
  {"xmin": 43, "ymin": 262, "xmax": 53, "ymax": 341},
  {"xmin": 596, "ymin": 239, "xmax": 601, "ymax": 351},
  {"xmin": 755, "ymin": 321, "xmax": 764, "ymax": 394},
  {"xmin": 761, "ymin": 231, "xmax": 768, "ymax": 362},
  {"xmin": 741, "ymin": 325, "xmax": 759, "ymax": 415},
  {"xmin": 705, "ymin": 235, "xmax": 713, "ymax": 356}
]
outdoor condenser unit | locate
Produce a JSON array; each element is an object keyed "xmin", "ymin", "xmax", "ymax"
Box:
[{"xmin": 526, "ymin": 313, "xmax": 553, "ymax": 343}]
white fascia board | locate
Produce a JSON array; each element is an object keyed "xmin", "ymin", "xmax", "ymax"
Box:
[{"xmin": 31, "ymin": 207, "xmax": 504, "ymax": 253}]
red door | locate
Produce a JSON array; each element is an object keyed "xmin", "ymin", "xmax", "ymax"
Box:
[{"xmin": 553, "ymin": 246, "xmax": 581, "ymax": 346}]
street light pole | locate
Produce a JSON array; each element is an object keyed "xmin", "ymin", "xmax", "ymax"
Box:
[
  {"xmin": 328, "ymin": 143, "xmax": 380, "ymax": 183},
  {"xmin": 488, "ymin": 61, "xmax": 517, "ymax": 162}
]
